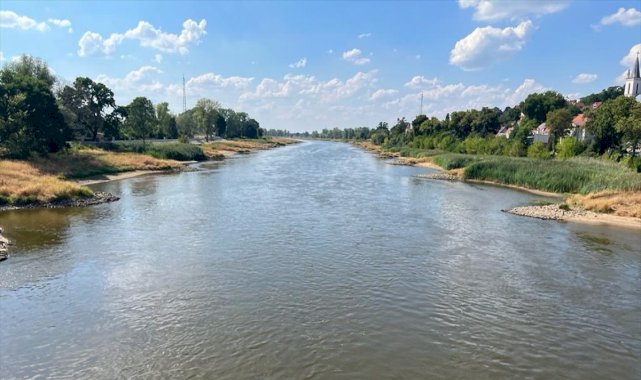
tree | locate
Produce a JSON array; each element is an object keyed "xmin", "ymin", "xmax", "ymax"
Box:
[
  {"xmin": 214, "ymin": 113, "xmax": 226, "ymax": 137},
  {"xmin": 0, "ymin": 56, "xmax": 69, "ymax": 157},
  {"xmin": 557, "ymin": 137, "xmax": 585, "ymax": 159},
  {"xmin": 104, "ymin": 106, "xmax": 127, "ymax": 140},
  {"xmin": 124, "ymin": 97, "xmax": 156, "ymax": 143},
  {"xmin": 586, "ymin": 96, "xmax": 637, "ymax": 154},
  {"xmin": 156, "ymin": 102, "xmax": 178, "ymax": 139},
  {"xmin": 176, "ymin": 109, "xmax": 197, "ymax": 138},
  {"xmin": 580, "ymin": 86, "xmax": 624, "ymax": 106},
  {"xmin": 194, "ymin": 98, "xmax": 221, "ymax": 142},
  {"xmin": 520, "ymin": 91, "xmax": 567, "ymax": 123},
  {"xmin": 615, "ymin": 102, "xmax": 641, "ymax": 159},
  {"xmin": 242, "ymin": 118, "xmax": 260, "ymax": 139},
  {"xmin": 58, "ymin": 77, "xmax": 116, "ymax": 141},
  {"xmin": 546, "ymin": 108, "xmax": 572, "ymax": 152}
]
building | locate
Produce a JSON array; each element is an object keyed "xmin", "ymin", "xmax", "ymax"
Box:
[
  {"xmin": 532, "ymin": 122, "xmax": 549, "ymax": 144},
  {"xmin": 570, "ymin": 113, "xmax": 593, "ymax": 143},
  {"xmin": 496, "ymin": 126, "xmax": 514, "ymax": 138},
  {"xmin": 624, "ymin": 52, "xmax": 641, "ymax": 98}
]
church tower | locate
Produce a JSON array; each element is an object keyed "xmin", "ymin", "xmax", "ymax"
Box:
[{"xmin": 624, "ymin": 53, "xmax": 641, "ymax": 98}]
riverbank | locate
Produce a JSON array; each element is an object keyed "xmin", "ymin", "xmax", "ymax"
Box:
[
  {"xmin": 0, "ymin": 138, "xmax": 299, "ymax": 211},
  {"xmin": 355, "ymin": 141, "xmax": 641, "ymax": 228},
  {"xmin": 0, "ymin": 226, "xmax": 8, "ymax": 261}
]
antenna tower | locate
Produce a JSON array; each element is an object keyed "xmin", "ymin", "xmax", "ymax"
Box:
[
  {"xmin": 420, "ymin": 92, "xmax": 424, "ymax": 115},
  {"xmin": 182, "ymin": 74, "xmax": 187, "ymax": 112}
]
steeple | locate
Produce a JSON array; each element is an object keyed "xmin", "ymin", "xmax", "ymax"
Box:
[{"xmin": 624, "ymin": 51, "xmax": 641, "ymax": 97}]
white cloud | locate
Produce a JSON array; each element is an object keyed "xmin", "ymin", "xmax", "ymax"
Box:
[
  {"xmin": 357, "ymin": 32, "xmax": 372, "ymax": 39},
  {"xmin": 0, "ymin": 10, "xmax": 49, "ymax": 31},
  {"xmin": 288, "ymin": 57, "xmax": 307, "ymax": 68},
  {"xmin": 571, "ymin": 73, "xmax": 597, "ymax": 84},
  {"xmin": 78, "ymin": 18, "xmax": 206, "ymax": 57},
  {"xmin": 95, "ymin": 66, "xmax": 165, "ymax": 97},
  {"xmin": 404, "ymin": 76, "xmax": 439, "ymax": 88},
  {"xmin": 48, "ymin": 18, "xmax": 72, "ymax": 33},
  {"xmin": 450, "ymin": 20, "xmax": 533, "ymax": 70},
  {"xmin": 0, "ymin": 51, "xmax": 4, "ymax": 62},
  {"xmin": 600, "ymin": 7, "xmax": 641, "ymax": 27},
  {"xmin": 458, "ymin": 0, "xmax": 569, "ymax": 21},
  {"xmin": 342, "ymin": 48, "xmax": 371, "ymax": 65},
  {"xmin": 153, "ymin": 54, "xmax": 163, "ymax": 63},
  {"xmin": 187, "ymin": 73, "xmax": 254, "ymax": 90},
  {"xmin": 369, "ymin": 89, "xmax": 398, "ymax": 101},
  {"xmin": 620, "ymin": 43, "xmax": 641, "ymax": 67}
]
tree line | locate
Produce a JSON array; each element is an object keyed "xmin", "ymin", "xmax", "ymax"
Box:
[
  {"xmin": 272, "ymin": 86, "xmax": 640, "ymax": 168},
  {"xmin": 0, "ymin": 55, "xmax": 263, "ymax": 158}
]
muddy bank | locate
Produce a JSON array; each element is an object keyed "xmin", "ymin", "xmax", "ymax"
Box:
[
  {"xmin": 0, "ymin": 191, "xmax": 119, "ymax": 212},
  {"xmin": 0, "ymin": 226, "xmax": 8, "ymax": 261}
]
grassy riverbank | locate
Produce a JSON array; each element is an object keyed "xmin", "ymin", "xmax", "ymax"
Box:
[
  {"xmin": 356, "ymin": 142, "xmax": 641, "ymax": 218},
  {"xmin": 0, "ymin": 138, "xmax": 298, "ymax": 208}
]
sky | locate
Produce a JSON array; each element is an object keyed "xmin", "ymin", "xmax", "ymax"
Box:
[{"xmin": 1, "ymin": 0, "xmax": 640, "ymax": 132}]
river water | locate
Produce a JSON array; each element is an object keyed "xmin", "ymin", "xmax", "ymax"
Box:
[{"xmin": 1, "ymin": 141, "xmax": 639, "ymax": 379}]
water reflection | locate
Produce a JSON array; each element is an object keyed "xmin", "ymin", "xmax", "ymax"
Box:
[{"xmin": 0, "ymin": 141, "xmax": 639, "ymax": 379}]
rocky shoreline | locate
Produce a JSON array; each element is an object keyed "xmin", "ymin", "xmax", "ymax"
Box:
[
  {"xmin": 0, "ymin": 191, "xmax": 120, "ymax": 212},
  {"xmin": 0, "ymin": 226, "xmax": 8, "ymax": 261},
  {"xmin": 504, "ymin": 203, "xmax": 641, "ymax": 229}
]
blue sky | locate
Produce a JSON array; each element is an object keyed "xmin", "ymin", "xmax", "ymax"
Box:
[{"xmin": 1, "ymin": 0, "xmax": 640, "ymax": 132}]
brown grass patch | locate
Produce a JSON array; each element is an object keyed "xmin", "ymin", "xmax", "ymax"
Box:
[
  {"xmin": 569, "ymin": 191, "xmax": 641, "ymax": 218},
  {"xmin": 0, "ymin": 160, "xmax": 93, "ymax": 204},
  {"xmin": 32, "ymin": 148, "xmax": 182, "ymax": 179}
]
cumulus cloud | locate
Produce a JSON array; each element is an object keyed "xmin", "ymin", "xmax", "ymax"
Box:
[
  {"xmin": 288, "ymin": 57, "xmax": 307, "ymax": 68},
  {"xmin": 620, "ymin": 43, "xmax": 641, "ymax": 67},
  {"xmin": 0, "ymin": 10, "xmax": 49, "ymax": 31},
  {"xmin": 450, "ymin": 20, "xmax": 533, "ymax": 70},
  {"xmin": 458, "ymin": 0, "xmax": 569, "ymax": 21},
  {"xmin": 600, "ymin": 7, "xmax": 641, "ymax": 27},
  {"xmin": 369, "ymin": 89, "xmax": 398, "ymax": 101},
  {"xmin": 404, "ymin": 76, "xmax": 439, "ymax": 88},
  {"xmin": 357, "ymin": 32, "xmax": 372, "ymax": 39},
  {"xmin": 78, "ymin": 18, "xmax": 207, "ymax": 57},
  {"xmin": 571, "ymin": 73, "xmax": 597, "ymax": 84},
  {"xmin": 48, "ymin": 18, "xmax": 72, "ymax": 33},
  {"xmin": 95, "ymin": 66, "xmax": 165, "ymax": 96},
  {"xmin": 342, "ymin": 48, "xmax": 370, "ymax": 65}
]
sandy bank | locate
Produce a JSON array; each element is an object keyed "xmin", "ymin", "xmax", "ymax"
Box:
[
  {"xmin": 76, "ymin": 170, "xmax": 173, "ymax": 185},
  {"xmin": 505, "ymin": 204, "xmax": 641, "ymax": 229}
]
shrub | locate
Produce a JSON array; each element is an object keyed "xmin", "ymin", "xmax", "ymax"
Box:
[
  {"xmin": 145, "ymin": 143, "xmax": 207, "ymax": 161},
  {"xmin": 527, "ymin": 141, "xmax": 550, "ymax": 159},
  {"xmin": 557, "ymin": 137, "xmax": 585, "ymax": 159}
]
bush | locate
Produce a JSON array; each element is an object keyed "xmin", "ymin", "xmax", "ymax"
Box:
[
  {"xmin": 527, "ymin": 141, "xmax": 550, "ymax": 159},
  {"xmin": 145, "ymin": 143, "xmax": 207, "ymax": 161},
  {"xmin": 432, "ymin": 154, "xmax": 483, "ymax": 170},
  {"xmin": 621, "ymin": 155, "xmax": 641, "ymax": 172},
  {"xmin": 557, "ymin": 137, "xmax": 585, "ymax": 159}
]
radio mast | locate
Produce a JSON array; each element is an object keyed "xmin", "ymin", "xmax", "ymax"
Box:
[{"xmin": 182, "ymin": 74, "xmax": 187, "ymax": 112}]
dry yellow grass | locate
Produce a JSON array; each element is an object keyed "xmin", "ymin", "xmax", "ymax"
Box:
[
  {"xmin": 0, "ymin": 160, "xmax": 92, "ymax": 204},
  {"xmin": 32, "ymin": 148, "xmax": 183, "ymax": 179},
  {"xmin": 202, "ymin": 138, "xmax": 298, "ymax": 159},
  {"xmin": 569, "ymin": 191, "xmax": 641, "ymax": 218}
]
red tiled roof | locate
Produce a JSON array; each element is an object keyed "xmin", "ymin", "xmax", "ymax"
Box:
[{"xmin": 572, "ymin": 113, "xmax": 586, "ymax": 127}]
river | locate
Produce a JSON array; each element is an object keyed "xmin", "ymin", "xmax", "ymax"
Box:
[{"xmin": 1, "ymin": 141, "xmax": 639, "ymax": 379}]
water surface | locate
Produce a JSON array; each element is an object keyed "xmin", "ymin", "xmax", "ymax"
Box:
[{"xmin": 1, "ymin": 141, "xmax": 639, "ymax": 379}]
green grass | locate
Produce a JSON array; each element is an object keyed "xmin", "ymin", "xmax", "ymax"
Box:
[
  {"xmin": 460, "ymin": 156, "xmax": 641, "ymax": 194},
  {"xmin": 398, "ymin": 147, "xmax": 445, "ymax": 158},
  {"xmin": 144, "ymin": 143, "xmax": 207, "ymax": 161},
  {"xmin": 431, "ymin": 154, "xmax": 485, "ymax": 170}
]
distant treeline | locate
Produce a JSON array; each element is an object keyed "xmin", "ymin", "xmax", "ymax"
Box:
[
  {"xmin": 0, "ymin": 55, "xmax": 263, "ymax": 158},
  {"xmin": 266, "ymin": 86, "xmax": 641, "ymax": 170}
]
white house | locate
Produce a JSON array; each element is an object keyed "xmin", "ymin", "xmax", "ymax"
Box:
[{"xmin": 532, "ymin": 122, "xmax": 549, "ymax": 144}]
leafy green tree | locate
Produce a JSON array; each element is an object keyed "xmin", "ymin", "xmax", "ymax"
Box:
[
  {"xmin": 194, "ymin": 98, "xmax": 220, "ymax": 142},
  {"xmin": 156, "ymin": 102, "xmax": 178, "ymax": 139},
  {"xmin": 242, "ymin": 118, "xmax": 260, "ymax": 139},
  {"xmin": 176, "ymin": 109, "xmax": 197, "ymax": 138},
  {"xmin": 546, "ymin": 108, "xmax": 572, "ymax": 152},
  {"xmin": 615, "ymin": 102, "xmax": 641, "ymax": 159},
  {"xmin": 586, "ymin": 96, "xmax": 637, "ymax": 154},
  {"xmin": 520, "ymin": 91, "xmax": 567, "ymax": 123},
  {"xmin": 124, "ymin": 97, "xmax": 156, "ymax": 143},
  {"xmin": 580, "ymin": 86, "xmax": 623, "ymax": 106},
  {"xmin": 58, "ymin": 77, "xmax": 115, "ymax": 141},
  {"xmin": 0, "ymin": 57, "xmax": 68, "ymax": 157},
  {"xmin": 499, "ymin": 106, "xmax": 521, "ymax": 126},
  {"xmin": 214, "ymin": 113, "xmax": 226, "ymax": 137},
  {"xmin": 104, "ymin": 106, "xmax": 127, "ymax": 140}
]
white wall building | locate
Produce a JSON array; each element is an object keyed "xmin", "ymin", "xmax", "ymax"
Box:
[{"xmin": 624, "ymin": 53, "xmax": 641, "ymax": 98}]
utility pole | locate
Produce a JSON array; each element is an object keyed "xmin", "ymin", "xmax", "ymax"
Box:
[
  {"xmin": 182, "ymin": 74, "xmax": 187, "ymax": 112},
  {"xmin": 420, "ymin": 92, "xmax": 424, "ymax": 116}
]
